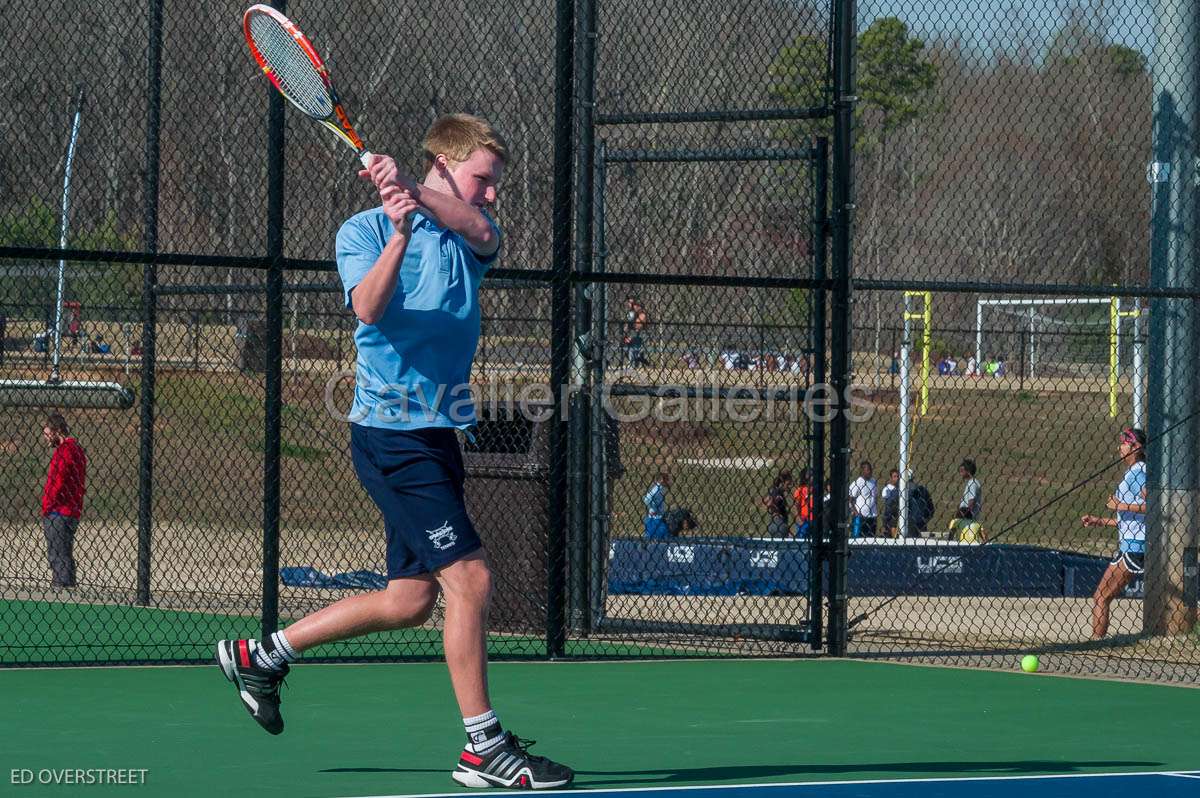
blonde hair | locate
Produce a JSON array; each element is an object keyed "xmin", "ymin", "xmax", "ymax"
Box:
[{"xmin": 422, "ymin": 114, "xmax": 509, "ymax": 171}]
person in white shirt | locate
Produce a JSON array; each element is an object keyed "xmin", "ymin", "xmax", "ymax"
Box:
[{"xmin": 848, "ymin": 460, "xmax": 878, "ymax": 537}]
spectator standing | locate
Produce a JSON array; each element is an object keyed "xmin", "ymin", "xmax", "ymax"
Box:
[
  {"xmin": 848, "ymin": 460, "xmax": 878, "ymax": 538},
  {"xmin": 763, "ymin": 470, "xmax": 792, "ymax": 538},
  {"xmin": 41, "ymin": 413, "xmax": 87, "ymax": 589},
  {"xmin": 880, "ymin": 468, "xmax": 900, "ymax": 537},
  {"xmin": 792, "ymin": 468, "xmax": 814, "ymax": 538},
  {"xmin": 959, "ymin": 459, "xmax": 982, "ymax": 520},
  {"xmin": 621, "ymin": 296, "xmax": 649, "ymax": 368},
  {"xmin": 907, "ymin": 475, "xmax": 935, "ymax": 538},
  {"xmin": 643, "ymin": 471, "xmax": 671, "ymax": 539}
]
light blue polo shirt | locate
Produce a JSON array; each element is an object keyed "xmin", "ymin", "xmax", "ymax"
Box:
[
  {"xmin": 1114, "ymin": 461, "xmax": 1147, "ymax": 553},
  {"xmin": 336, "ymin": 207, "xmax": 499, "ymax": 430}
]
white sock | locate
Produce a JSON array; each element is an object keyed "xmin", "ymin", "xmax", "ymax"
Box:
[
  {"xmin": 251, "ymin": 630, "xmax": 298, "ymax": 671},
  {"xmin": 463, "ymin": 709, "xmax": 505, "ymax": 755}
]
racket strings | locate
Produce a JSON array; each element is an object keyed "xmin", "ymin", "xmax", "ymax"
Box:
[{"xmin": 248, "ymin": 15, "xmax": 333, "ymax": 118}]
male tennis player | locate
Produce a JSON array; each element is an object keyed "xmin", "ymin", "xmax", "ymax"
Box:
[{"xmin": 216, "ymin": 114, "xmax": 573, "ymax": 790}]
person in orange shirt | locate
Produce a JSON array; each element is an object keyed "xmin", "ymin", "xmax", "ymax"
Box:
[
  {"xmin": 792, "ymin": 467, "xmax": 814, "ymax": 538},
  {"xmin": 41, "ymin": 413, "xmax": 87, "ymax": 589}
]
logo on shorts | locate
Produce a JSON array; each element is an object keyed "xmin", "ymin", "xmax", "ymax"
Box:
[{"xmin": 427, "ymin": 521, "xmax": 457, "ymax": 551}]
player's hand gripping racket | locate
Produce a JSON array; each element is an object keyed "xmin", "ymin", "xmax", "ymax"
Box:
[{"xmin": 243, "ymin": 4, "xmax": 372, "ymax": 167}]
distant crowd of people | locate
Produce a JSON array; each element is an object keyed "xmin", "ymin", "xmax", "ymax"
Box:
[
  {"xmin": 752, "ymin": 459, "xmax": 983, "ymax": 541},
  {"xmin": 637, "ymin": 426, "xmax": 1148, "ymax": 641},
  {"xmin": 717, "ymin": 349, "xmax": 811, "ymax": 374},
  {"xmin": 891, "ymin": 352, "xmax": 1009, "ymax": 379},
  {"xmin": 31, "ymin": 326, "xmax": 112, "ymax": 355},
  {"xmin": 616, "ymin": 294, "xmax": 817, "ymax": 376},
  {"xmin": 640, "ymin": 458, "xmax": 985, "ymax": 543},
  {"xmin": 761, "ymin": 458, "xmax": 983, "ymax": 541}
]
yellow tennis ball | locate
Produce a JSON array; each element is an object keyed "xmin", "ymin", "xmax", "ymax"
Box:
[{"xmin": 1021, "ymin": 654, "xmax": 1040, "ymax": 673}]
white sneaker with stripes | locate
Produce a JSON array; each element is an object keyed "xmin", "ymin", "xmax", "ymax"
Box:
[{"xmin": 452, "ymin": 732, "xmax": 574, "ymax": 790}]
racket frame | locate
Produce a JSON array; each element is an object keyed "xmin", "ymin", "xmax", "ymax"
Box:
[{"xmin": 243, "ymin": 4, "xmax": 372, "ymax": 167}]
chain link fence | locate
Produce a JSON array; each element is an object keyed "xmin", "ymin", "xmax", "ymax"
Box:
[
  {"xmin": 0, "ymin": 0, "xmax": 834, "ymax": 665},
  {"xmin": 3, "ymin": 0, "xmax": 1199, "ymax": 685},
  {"xmin": 843, "ymin": 0, "xmax": 1200, "ymax": 683}
]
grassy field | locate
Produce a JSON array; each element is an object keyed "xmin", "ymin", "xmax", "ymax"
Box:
[
  {"xmin": 0, "ymin": 366, "xmax": 1135, "ymax": 557},
  {"xmin": 611, "ymin": 384, "xmax": 1135, "ymax": 557},
  {"xmin": 1, "ymin": 364, "xmax": 1184, "ymax": 673}
]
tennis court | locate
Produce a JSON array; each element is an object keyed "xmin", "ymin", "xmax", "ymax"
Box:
[
  {"xmin": 6, "ymin": 1, "xmax": 1200, "ymax": 797},
  {"xmin": 382, "ymin": 773, "xmax": 1200, "ymax": 798},
  {"xmin": 3, "ymin": 659, "xmax": 1198, "ymax": 797}
]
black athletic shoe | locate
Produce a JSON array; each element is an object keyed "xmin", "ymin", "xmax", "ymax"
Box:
[
  {"xmin": 215, "ymin": 639, "xmax": 288, "ymax": 735},
  {"xmin": 452, "ymin": 733, "xmax": 574, "ymax": 790}
]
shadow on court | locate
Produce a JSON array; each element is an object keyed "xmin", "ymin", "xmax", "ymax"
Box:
[{"xmin": 319, "ymin": 760, "xmax": 1162, "ymax": 785}]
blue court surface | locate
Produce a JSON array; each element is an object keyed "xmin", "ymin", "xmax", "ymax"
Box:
[{"xmin": 344, "ymin": 772, "xmax": 1200, "ymax": 798}]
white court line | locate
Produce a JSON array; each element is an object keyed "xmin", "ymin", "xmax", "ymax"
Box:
[{"xmin": 334, "ymin": 769, "xmax": 1200, "ymax": 798}]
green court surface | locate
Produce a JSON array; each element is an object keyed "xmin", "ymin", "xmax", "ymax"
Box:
[
  {"xmin": 0, "ymin": 600, "xmax": 701, "ymax": 663},
  {"xmin": 0, "ymin": 659, "xmax": 1197, "ymax": 797}
]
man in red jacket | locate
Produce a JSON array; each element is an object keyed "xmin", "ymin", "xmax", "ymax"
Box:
[{"xmin": 41, "ymin": 413, "xmax": 87, "ymax": 588}]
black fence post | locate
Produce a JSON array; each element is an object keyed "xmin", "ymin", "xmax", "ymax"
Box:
[
  {"xmin": 136, "ymin": 0, "xmax": 164, "ymax": 608},
  {"xmin": 589, "ymin": 141, "xmax": 610, "ymax": 629},
  {"xmin": 546, "ymin": 0, "xmax": 576, "ymax": 658},
  {"xmin": 569, "ymin": 0, "xmax": 598, "ymax": 636},
  {"xmin": 826, "ymin": 0, "xmax": 856, "ymax": 657},
  {"xmin": 261, "ymin": 0, "xmax": 287, "ymax": 641},
  {"xmin": 809, "ymin": 137, "xmax": 829, "ymax": 651}
]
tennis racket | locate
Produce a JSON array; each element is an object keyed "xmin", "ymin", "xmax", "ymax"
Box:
[{"xmin": 243, "ymin": 4, "xmax": 372, "ymax": 167}]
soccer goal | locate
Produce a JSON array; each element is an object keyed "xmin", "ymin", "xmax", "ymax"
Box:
[{"xmin": 975, "ymin": 297, "xmax": 1145, "ymax": 425}]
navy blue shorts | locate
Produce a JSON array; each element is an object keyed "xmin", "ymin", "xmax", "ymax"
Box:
[
  {"xmin": 1112, "ymin": 549, "xmax": 1145, "ymax": 575},
  {"xmin": 350, "ymin": 424, "xmax": 483, "ymax": 579}
]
